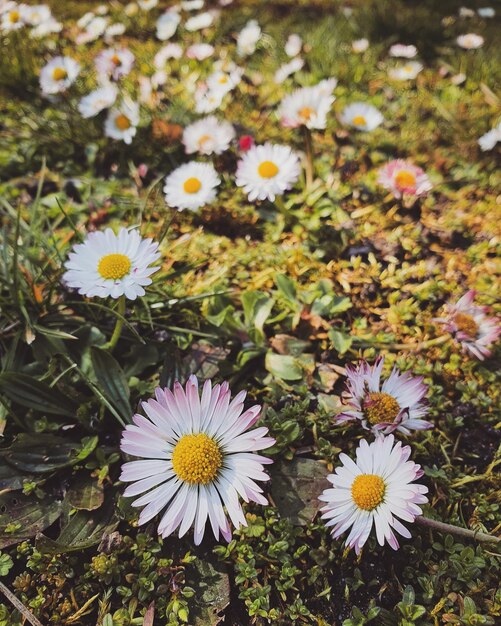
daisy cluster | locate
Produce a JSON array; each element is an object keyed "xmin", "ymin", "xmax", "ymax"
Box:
[{"xmin": 44, "ymin": 1, "xmax": 500, "ymax": 555}]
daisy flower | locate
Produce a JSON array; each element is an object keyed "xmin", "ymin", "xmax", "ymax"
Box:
[
  {"xmin": 340, "ymin": 102, "xmax": 383, "ymax": 131},
  {"xmin": 278, "ymin": 82, "xmax": 335, "ymax": 130},
  {"xmin": 285, "ymin": 33, "xmax": 302, "ymax": 57},
  {"xmin": 478, "ymin": 122, "xmax": 501, "ymax": 151},
  {"xmin": 352, "ymin": 38, "xmax": 369, "ymax": 53},
  {"xmin": 78, "ymin": 84, "xmax": 118, "ymax": 119},
  {"xmin": 237, "ymin": 19, "xmax": 261, "ymax": 56},
  {"xmin": 186, "ymin": 43, "xmax": 214, "ymax": 60},
  {"xmin": 183, "ymin": 115, "xmax": 235, "ymax": 155},
  {"xmin": 274, "ymin": 58, "xmax": 304, "ymax": 84},
  {"xmin": 388, "ymin": 61, "xmax": 423, "ymax": 81},
  {"xmin": 1, "ymin": 3, "xmax": 26, "ymax": 31},
  {"xmin": 20, "ymin": 4, "xmax": 51, "ymax": 26},
  {"xmin": 377, "ymin": 159, "xmax": 432, "ymax": 199},
  {"xmin": 104, "ymin": 100, "xmax": 140, "ymax": 144},
  {"xmin": 63, "ymin": 227, "xmax": 161, "ymax": 300},
  {"xmin": 389, "ymin": 43, "xmax": 417, "ymax": 58},
  {"xmin": 185, "ymin": 11, "xmax": 214, "ymax": 32},
  {"xmin": 336, "ymin": 356, "xmax": 431, "ymax": 435},
  {"xmin": 95, "ymin": 48, "xmax": 135, "ymax": 81},
  {"xmin": 163, "ymin": 162, "xmax": 220, "ymax": 211},
  {"xmin": 156, "ymin": 11, "xmax": 181, "ymax": 41},
  {"xmin": 194, "ymin": 87, "xmax": 224, "ymax": 114},
  {"xmin": 236, "ymin": 143, "xmax": 301, "ymax": 202},
  {"xmin": 456, "ymin": 33, "xmax": 484, "ymax": 49},
  {"xmin": 120, "ymin": 376, "xmax": 275, "ymax": 544},
  {"xmin": 434, "ymin": 290, "xmax": 500, "ymax": 360},
  {"xmin": 319, "ymin": 435, "xmax": 428, "ymax": 554},
  {"xmin": 39, "ymin": 56, "xmax": 80, "ymax": 96},
  {"xmin": 206, "ymin": 67, "xmax": 243, "ymax": 96}
]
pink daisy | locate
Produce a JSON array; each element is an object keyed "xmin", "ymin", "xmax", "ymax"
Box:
[
  {"xmin": 377, "ymin": 159, "xmax": 432, "ymax": 199},
  {"xmin": 120, "ymin": 376, "xmax": 275, "ymax": 544}
]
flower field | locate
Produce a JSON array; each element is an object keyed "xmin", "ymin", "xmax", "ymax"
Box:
[{"xmin": 0, "ymin": 0, "xmax": 500, "ymax": 624}]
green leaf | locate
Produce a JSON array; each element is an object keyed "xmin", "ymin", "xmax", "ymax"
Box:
[
  {"xmin": 0, "ymin": 552, "xmax": 13, "ymax": 576},
  {"xmin": 67, "ymin": 476, "xmax": 104, "ymax": 511},
  {"xmin": 36, "ymin": 494, "xmax": 118, "ymax": 554},
  {"xmin": 187, "ymin": 560, "xmax": 230, "ymax": 626},
  {"xmin": 265, "ymin": 353, "xmax": 303, "ymax": 381},
  {"xmin": 329, "ymin": 329, "xmax": 353, "ymax": 355},
  {"xmin": 0, "ymin": 372, "xmax": 77, "ymax": 417},
  {"xmin": 90, "ymin": 347, "xmax": 131, "ymax": 423},
  {"xmin": 0, "ymin": 433, "xmax": 97, "ymax": 474},
  {"xmin": 275, "ymin": 274, "xmax": 297, "ymax": 303},
  {"xmin": 270, "ymin": 458, "xmax": 330, "ymax": 525},
  {"xmin": 0, "ymin": 493, "xmax": 63, "ymax": 548}
]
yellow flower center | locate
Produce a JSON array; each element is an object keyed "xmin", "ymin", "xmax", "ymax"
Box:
[
  {"xmin": 454, "ymin": 313, "xmax": 478, "ymax": 338},
  {"xmin": 218, "ymin": 75, "xmax": 229, "ymax": 84},
  {"xmin": 258, "ymin": 161, "xmax": 279, "ymax": 179},
  {"xmin": 298, "ymin": 106, "xmax": 315, "ymax": 121},
  {"xmin": 351, "ymin": 474, "xmax": 386, "ymax": 511},
  {"xmin": 197, "ymin": 134, "xmax": 212, "ymax": 147},
  {"xmin": 9, "ymin": 10, "xmax": 20, "ymax": 22},
  {"xmin": 364, "ymin": 392, "xmax": 400, "ymax": 425},
  {"xmin": 52, "ymin": 67, "xmax": 68, "ymax": 81},
  {"xmin": 111, "ymin": 54, "xmax": 121, "ymax": 65},
  {"xmin": 395, "ymin": 170, "xmax": 416, "ymax": 189},
  {"xmin": 183, "ymin": 177, "xmax": 202, "ymax": 194},
  {"xmin": 115, "ymin": 114, "xmax": 131, "ymax": 130},
  {"xmin": 171, "ymin": 433, "xmax": 222, "ymax": 485},
  {"xmin": 352, "ymin": 115, "xmax": 366, "ymax": 127},
  {"xmin": 97, "ymin": 253, "xmax": 132, "ymax": 280}
]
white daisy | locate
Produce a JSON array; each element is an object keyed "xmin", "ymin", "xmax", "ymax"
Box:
[
  {"xmin": 456, "ymin": 33, "xmax": 484, "ymax": 49},
  {"xmin": 154, "ymin": 43, "xmax": 183, "ymax": 68},
  {"xmin": 163, "ymin": 162, "xmax": 220, "ymax": 211},
  {"xmin": 63, "ymin": 227, "xmax": 161, "ymax": 300},
  {"xmin": 156, "ymin": 10, "xmax": 181, "ymax": 41},
  {"xmin": 285, "ymin": 33, "xmax": 302, "ymax": 57},
  {"xmin": 20, "ymin": 4, "xmax": 50, "ymax": 26},
  {"xmin": 389, "ymin": 44, "xmax": 418, "ymax": 58},
  {"xmin": 194, "ymin": 87, "xmax": 224, "ymax": 114},
  {"xmin": 76, "ymin": 16, "xmax": 108, "ymax": 44},
  {"xmin": 388, "ymin": 61, "xmax": 423, "ymax": 81},
  {"xmin": 185, "ymin": 11, "xmax": 214, "ymax": 32},
  {"xmin": 183, "ymin": 115, "xmax": 235, "ymax": 155},
  {"xmin": 274, "ymin": 57, "xmax": 304, "ymax": 84},
  {"xmin": 30, "ymin": 16, "xmax": 62, "ymax": 38},
  {"xmin": 319, "ymin": 435, "xmax": 428, "ymax": 554},
  {"xmin": 95, "ymin": 48, "xmax": 135, "ymax": 81},
  {"xmin": 120, "ymin": 376, "xmax": 275, "ymax": 544},
  {"xmin": 182, "ymin": 0, "xmax": 205, "ymax": 10},
  {"xmin": 340, "ymin": 102, "xmax": 384, "ymax": 131},
  {"xmin": 336, "ymin": 356, "xmax": 431, "ymax": 435},
  {"xmin": 352, "ymin": 38, "xmax": 369, "ymax": 53},
  {"xmin": 138, "ymin": 0, "xmax": 158, "ymax": 9},
  {"xmin": 206, "ymin": 67, "xmax": 243, "ymax": 96},
  {"xmin": 1, "ymin": 3, "xmax": 26, "ymax": 31},
  {"xmin": 104, "ymin": 100, "xmax": 140, "ymax": 144},
  {"xmin": 186, "ymin": 43, "xmax": 215, "ymax": 60},
  {"xmin": 39, "ymin": 56, "xmax": 80, "ymax": 96},
  {"xmin": 236, "ymin": 143, "xmax": 301, "ymax": 202},
  {"xmin": 78, "ymin": 84, "xmax": 118, "ymax": 119},
  {"xmin": 236, "ymin": 19, "xmax": 261, "ymax": 56},
  {"xmin": 278, "ymin": 82, "xmax": 335, "ymax": 130},
  {"xmin": 478, "ymin": 122, "xmax": 501, "ymax": 151}
]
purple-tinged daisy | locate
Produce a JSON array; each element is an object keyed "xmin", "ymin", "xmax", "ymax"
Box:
[
  {"xmin": 377, "ymin": 159, "xmax": 432, "ymax": 199},
  {"xmin": 120, "ymin": 376, "xmax": 275, "ymax": 544},
  {"xmin": 434, "ymin": 290, "xmax": 500, "ymax": 360},
  {"xmin": 336, "ymin": 357, "xmax": 431, "ymax": 435},
  {"xmin": 319, "ymin": 435, "xmax": 428, "ymax": 554}
]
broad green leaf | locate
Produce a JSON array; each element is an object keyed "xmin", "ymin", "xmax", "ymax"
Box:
[
  {"xmin": 329, "ymin": 329, "xmax": 353, "ymax": 355},
  {"xmin": 0, "ymin": 372, "xmax": 77, "ymax": 417},
  {"xmin": 91, "ymin": 347, "xmax": 131, "ymax": 423},
  {"xmin": 271, "ymin": 458, "xmax": 330, "ymax": 525},
  {"xmin": 265, "ymin": 353, "xmax": 303, "ymax": 381},
  {"xmin": 67, "ymin": 476, "xmax": 104, "ymax": 511},
  {"xmin": 275, "ymin": 274, "xmax": 297, "ymax": 303},
  {"xmin": 0, "ymin": 493, "xmax": 63, "ymax": 548},
  {"xmin": 187, "ymin": 560, "xmax": 230, "ymax": 626}
]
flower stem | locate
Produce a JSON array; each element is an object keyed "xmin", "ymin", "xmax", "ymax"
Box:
[
  {"xmin": 416, "ymin": 515, "xmax": 500, "ymax": 545},
  {"xmin": 303, "ymin": 125, "xmax": 314, "ymax": 189},
  {"xmin": 355, "ymin": 334, "xmax": 449, "ymax": 352},
  {"xmin": 102, "ymin": 295, "xmax": 126, "ymax": 352}
]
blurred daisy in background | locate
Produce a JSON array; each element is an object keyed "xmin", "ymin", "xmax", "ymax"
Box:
[
  {"xmin": 186, "ymin": 43, "xmax": 215, "ymax": 60},
  {"xmin": 63, "ymin": 227, "xmax": 160, "ymax": 300},
  {"xmin": 95, "ymin": 48, "xmax": 135, "ymax": 81},
  {"xmin": 154, "ymin": 43, "xmax": 183, "ymax": 67},
  {"xmin": 319, "ymin": 435, "xmax": 428, "ymax": 553},
  {"xmin": 377, "ymin": 159, "xmax": 432, "ymax": 198},
  {"xmin": 194, "ymin": 86, "xmax": 224, "ymax": 114},
  {"xmin": 388, "ymin": 61, "xmax": 423, "ymax": 81},
  {"xmin": 340, "ymin": 102, "xmax": 383, "ymax": 131},
  {"xmin": 274, "ymin": 57, "xmax": 304, "ymax": 84},
  {"xmin": 352, "ymin": 38, "xmax": 369, "ymax": 53},
  {"xmin": 237, "ymin": 19, "xmax": 261, "ymax": 56},
  {"xmin": 456, "ymin": 33, "xmax": 484, "ymax": 49},
  {"xmin": 183, "ymin": 115, "xmax": 235, "ymax": 155},
  {"xmin": 285, "ymin": 33, "xmax": 302, "ymax": 57},
  {"xmin": 478, "ymin": 121, "xmax": 501, "ymax": 151},
  {"xmin": 434, "ymin": 291, "xmax": 500, "ymax": 360},
  {"xmin": 1, "ymin": 3, "xmax": 25, "ymax": 31},
  {"xmin": 156, "ymin": 10, "xmax": 181, "ymax": 41},
  {"xmin": 236, "ymin": 143, "xmax": 301, "ymax": 201},
  {"xmin": 185, "ymin": 11, "xmax": 214, "ymax": 32},
  {"xmin": 389, "ymin": 43, "xmax": 417, "ymax": 58},
  {"xmin": 104, "ymin": 99, "xmax": 140, "ymax": 144},
  {"xmin": 336, "ymin": 356, "xmax": 431, "ymax": 435},
  {"xmin": 138, "ymin": 0, "xmax": 158, "ymax": 9},
  {"xmin": 39, "ymin": 56, "xmax": 80, "ymax": 95},
  {"xmin": 78, "ymin": 84, "xmax": 118, "ymax": 118},
  {"xmin": 278, "ymin": 81, "xmax": 335, "ymax": 130},
  {"xmin": 206, "ymin": 66, "xmax": 243, "ymax": 96},
  {"xmin": 163, "ymin": 162, "xmax": 220, "ymax": 211},
  {"xmin": 120, "ymin": 376, "xmax": 275, "ymax": 544}
]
